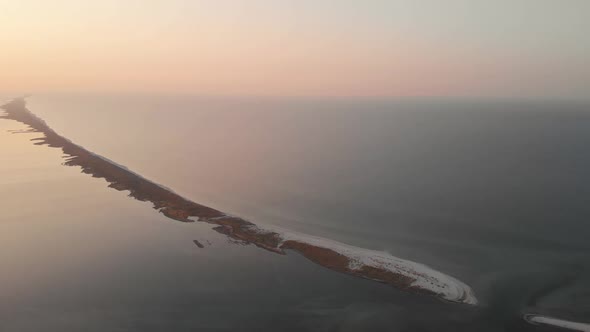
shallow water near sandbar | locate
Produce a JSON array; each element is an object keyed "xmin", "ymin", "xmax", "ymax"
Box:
[{"xmin": 1, "ymin": 95, "xmax": 589, "ymax": 331}]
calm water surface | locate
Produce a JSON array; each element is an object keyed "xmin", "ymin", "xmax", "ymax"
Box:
[{"xmin": 1, "ymin": 95, "xmax": 588, "ymax": 331}]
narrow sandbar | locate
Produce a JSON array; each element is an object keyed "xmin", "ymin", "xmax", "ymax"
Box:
[{"xmin": 1, "ymin": 98, "xmax": 477, "ymax": 304}]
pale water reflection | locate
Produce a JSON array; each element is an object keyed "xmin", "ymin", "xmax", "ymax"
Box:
[
  {"xmin": 2, "ymin": 96, "xmax": 590, "ymax": 331},
  {"xmin": 0, "ymin": 114, "xmax": 479, "ymax": 331}
]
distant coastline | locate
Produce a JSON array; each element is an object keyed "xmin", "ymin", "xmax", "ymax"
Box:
[{"xmin": 1, "ymin": 97, "xmax": 477, "ymax": 305}]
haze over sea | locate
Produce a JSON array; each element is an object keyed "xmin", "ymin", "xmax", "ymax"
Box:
[
  {"xmin": 0, "ymin": 93, "xmax": 587, "ymax": 331},
  {"xmin": 2, "ymin": 0, "xmax": 590, "ymax": 330}
]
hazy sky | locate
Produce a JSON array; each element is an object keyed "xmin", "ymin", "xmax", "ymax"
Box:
[{"xmin": 1, "ymin": 0, "xmax": 589, "ymax": 98}]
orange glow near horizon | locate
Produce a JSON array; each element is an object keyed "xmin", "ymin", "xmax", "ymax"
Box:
[{"xmin": 1, "ymin": 1, "xmax": 588, "ymax": 98}]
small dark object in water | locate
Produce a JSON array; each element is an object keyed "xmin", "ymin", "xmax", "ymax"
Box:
[{"xmin": 193, "ymin": 240, "xmax": 205, "ymax": 248}]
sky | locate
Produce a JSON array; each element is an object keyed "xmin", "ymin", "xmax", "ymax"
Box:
[{"xmin": 1, "ymin": 0, "xmax": 589, "ymax": 98}]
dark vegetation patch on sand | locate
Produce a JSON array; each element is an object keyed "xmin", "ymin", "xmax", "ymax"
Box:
[{"xmin": 1, "ymin": 98, "xmax": 477, "ymax": 304}]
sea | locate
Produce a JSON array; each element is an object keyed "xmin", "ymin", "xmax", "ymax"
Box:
[{"xmin": 1, "ymin": 93, "xmax": 589, "ymax": 331}]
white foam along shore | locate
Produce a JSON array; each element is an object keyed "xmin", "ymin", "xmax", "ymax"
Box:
[
  {"xmin": 248, "ymin": 224, "xmax": 478, "ymax": 305},
  {"xmin": 525, "ymin": 315, "xmax": 590, "ymax": 332},
  {"xmin": 5, "ymin": 97, "xmax": 478, "ymax": 305}
]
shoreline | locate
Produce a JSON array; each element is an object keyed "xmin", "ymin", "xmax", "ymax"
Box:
[
  {"xmin": 1, "ymin": 97, "xmax": 477, "ymax": 305},
  {"xmin": 524, "ymin": 314, "xmax": 590, "ymax": 332}
]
